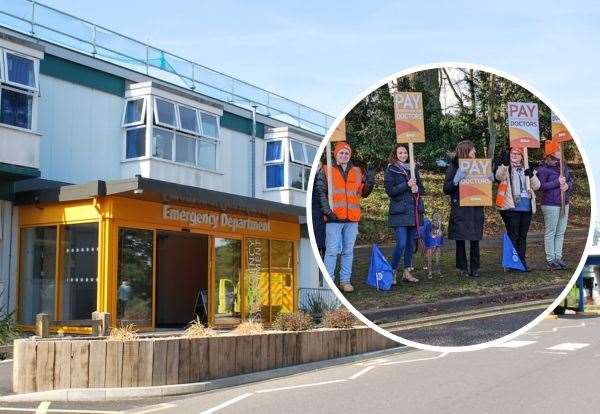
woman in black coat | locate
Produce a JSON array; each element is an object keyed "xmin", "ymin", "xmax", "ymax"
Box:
[
  {"xmin": 384, "ymin": 144, "xmax": 424, "ymax": 283},
  {"xmin": 443, "ymin": 140, "xmax": 484, "ymax": 277}
]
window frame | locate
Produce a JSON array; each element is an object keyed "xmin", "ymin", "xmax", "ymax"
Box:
[
  {"xmin": 264, "ymin": 139, "xmax": 284, "ymax": 164},
  {"xmin": 174, "ymin": 132, "xmax": 198, "ymax": 166},
  {"xmin": 123, "ymin": 125, "xmax": 148, "ymax": 160},
  {"xmin": 2, "ymin": 49, "xmax": 39, "ymax": 92},
  {"xmin": 177, "ymin": 103, "xmax": 200, "ymax": 135},
  {"xmin": 153, "ymin": 97, "xmax": 179, "ymax": 129},
  {"xmin": 151, "ymin": 126, "xmax": 175, "ymax": 161},
  {"xmin": 122, "ymin": 97, "xmax": 147, "ymax": 128},
  {"xmin": 199, "ymin": 111, "xmax": 220, "ymax": 140},
  {"xmin": 0, "ymin": 84, "xmax": 35, "ymax": 131}
]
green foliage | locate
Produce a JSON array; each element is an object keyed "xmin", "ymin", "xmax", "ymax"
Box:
[
  {"xmin": 0, "ymin": 290, "xmax": 18, "ymax": 346},
  {"xmin": 272, "ymin": 311, "xmax": 314, "ymax": 331},
  {"xmin": 340, "ymin": 67, "xmax": 576, "ymax": 170}
]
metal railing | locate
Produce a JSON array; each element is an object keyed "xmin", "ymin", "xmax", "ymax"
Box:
[{"xmin": 0, "ymin": 0, "xmax": 334, "ymax": 135}]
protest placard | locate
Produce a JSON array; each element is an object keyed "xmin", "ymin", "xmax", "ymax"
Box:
[
  {"xmin": 551, "ymin": 112, "xmax": 573, "ymax": 143},
  {"xmin": 458, "ymin": 158, "xmax": 493, "ymax": 206},
  {"xmin": 507, "ymin": 102, "xmax": 540, "ymax": 148}
]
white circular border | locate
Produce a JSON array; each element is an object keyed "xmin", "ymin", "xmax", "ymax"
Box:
[{"xmin": 306, "ymin": 61, "xmax": 597, "ymax": 353}]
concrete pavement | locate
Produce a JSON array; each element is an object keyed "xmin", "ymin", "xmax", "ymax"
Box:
[{"xmin": 2, "ymin": 316, "xmax": 599, "ymax": 413}]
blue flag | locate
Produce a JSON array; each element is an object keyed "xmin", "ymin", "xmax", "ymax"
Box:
[
  {"xmin": 502, "ymin": 232, "xmax": 526, "ymax": 271},
  {"xmin": 366, "ymin": 244, "xmax": 394, "ymax": 291}
]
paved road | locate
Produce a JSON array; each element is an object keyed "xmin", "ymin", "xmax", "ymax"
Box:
[
  {"xmin": 387, "ymin": 308, "xmax": 543, "ymax": 346},
  {"xmin": 1, "ymin": 316, "xmax": 599, "ymax": 413}
]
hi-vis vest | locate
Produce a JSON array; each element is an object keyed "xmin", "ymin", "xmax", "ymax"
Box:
[{"xmin": 324, "ymin": 165, "xmax": 365, "ymax": 222}]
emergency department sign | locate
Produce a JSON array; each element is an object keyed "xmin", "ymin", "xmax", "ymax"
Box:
[
  {"xmin": 458, "ymin": 158, "xmax": 493, "ymax": 207},
  {"xmin": 507, "ymin": 102, "xmax": 540, "ymax": 148},
  {"xmin": 392, "ymin": 91, "xmax": 425, "ymax": 143},
  {"xmin": 551, "ymin": 112, "xmax": 573, "ymax": 143}
]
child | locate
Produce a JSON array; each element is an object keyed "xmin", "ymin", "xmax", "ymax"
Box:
[{"xmin": 419, "ymin": 213, "xmax": 445, "ymax": 278}]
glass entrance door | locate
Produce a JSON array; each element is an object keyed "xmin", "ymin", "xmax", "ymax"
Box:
[{"xmin": 213, "ymin": 238, "xmax": 241, "ymax": 326}]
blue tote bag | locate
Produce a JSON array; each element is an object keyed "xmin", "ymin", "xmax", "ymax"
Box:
[
  {"xmin": 366, "ymin": 244, "xmax": 394, "ymax": 291},
  {"xmin": 502, "ymin": 232, "xmax": 526, "ymax": 271}
]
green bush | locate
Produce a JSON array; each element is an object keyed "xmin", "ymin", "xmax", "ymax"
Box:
[
  {"xmin": 0, "ymin": 290, "xmax": 18, "ymax": 346},
  {"xmin": 322, "ymin": 308, "xmax": 356, "ymax": 329},
  {"xmin": 272, "ymin": 311, "xmax": 314, "ymax": 331}
]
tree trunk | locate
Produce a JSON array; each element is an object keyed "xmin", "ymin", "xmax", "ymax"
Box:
[{"xmin": 486, "ymin": 74, "xmax": 498, "ymax": 158}]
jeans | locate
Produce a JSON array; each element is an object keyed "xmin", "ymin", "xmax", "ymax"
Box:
[
  {"xmin": 391, "ymin": 226, "xmax": 416, "ymax": 269},
  {"xmin": 500, "ymin": 210, "xmax": 532, "ymax": 265},
  {"xmin": 455, "ymin": 240, "xmax": 480, "ymax": 271},
  {"xmin": 541, "ymin": 205, "xmax": 569, "ymax": 262},
  {"xmin": 324, "ymin": 222, "xmax": 359, "ymax": 284}
]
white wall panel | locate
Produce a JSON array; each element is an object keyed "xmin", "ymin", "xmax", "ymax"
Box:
[{"xmin": 37, "ymin": 74, "xmax": 123, "ymax": 184}]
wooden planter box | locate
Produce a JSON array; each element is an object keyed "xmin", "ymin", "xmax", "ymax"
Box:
[{"xmin": 12, "ymin": 327, "xmax": 396, "ymax": 394}]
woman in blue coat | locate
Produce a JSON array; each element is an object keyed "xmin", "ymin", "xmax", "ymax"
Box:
[{"xmin": 384, "ymin": 144, "xmax": 425, "ymax": 284}]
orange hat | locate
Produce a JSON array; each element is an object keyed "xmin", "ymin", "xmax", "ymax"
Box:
[
  {"xmin": 544, "ymin": 139, "xmax": 560, "ymax": 157},
  {"xmin": 333, "ymin": 142, "xmax": 352, "ymax": 157}
]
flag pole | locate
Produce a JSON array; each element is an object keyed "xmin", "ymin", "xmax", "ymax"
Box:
[
  {"xmin": 523, "ymin": 147, "xmax": 531, "ymax": 192},
  {"xmin": 559, "ymin": 141, "xmax": 565, "ymax": 216},
  {"xmin": 326, "ymin": 141, "xmax": 333, "ymax": 209}
]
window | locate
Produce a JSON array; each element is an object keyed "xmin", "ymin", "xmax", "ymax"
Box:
[
  {"xmin": 152, "ymin": 128, "xmax": 173, "ymax": 160},
  {"xmin": 290, "ymin": 140, "xmax": 305, "ymax": 164},
  {"xmin": 3, "ymin": 51, "xmax": 38, "ymax": 91},
  {"xmin": 289, "ymin": 163, "xmax": 304, "ymax": 189},
  {"xmin": 175, "ymin": 133, "xmax": 196, "ymax": 165},
  {"xmin": 60, "ymin": 224, "xmax": 98, "ymax": 320},
  {"xmin": 122, "ymin": 98, "xmax": 146, "ymax": 127},
  {"xmin": 0, "ymin": 87, "xmax": 32, "ymax": 129},
  {"xmin": 125, "ymin": 127, "xmax": 146, "ymax": 159},
  {"xmin": 178, "ymin": 105, "xmax": 198, "ymax": 134},
  {"xmin": 197, "ymin": 139, "xmax": 217, "ymax": 170},
  {"xmin": 0, "ymin": 49, "xmax": 38, "ymax": 131},
  {"xmin": 18, "ymin": 226, "xmax": 57, "ymax": 324},
  {"xmin": 265, "ymin": 140, "xmax": 283, "ymax": 162},
  {"xmin": 214, "ymin": 238, "xmax": 241, "ymax": 324},
  {"xmin": 266, "ymin": 164, "xmax": 284, "ymax": 188},
  {"xmin": 200, "ymin": 112, "xmax": 218, "ymax": 138},
  {"xmin": 154, "ymin": 98, "xmax": 177, "ymax": 128},
  {"xmin": 122, "ymin": 95, "xmax": 219, "ymax": 170},
  {"xmin": 117, "ymin": 228, "xmax": 153, "ymax": 326}
]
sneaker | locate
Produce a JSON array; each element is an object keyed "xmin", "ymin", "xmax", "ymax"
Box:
[
  {"xmin": 340, "ymin": 283, "xmax": 354, "ymax": 293},
  {"xmin": 402, "ymin": 269, "xmax": 419, "ymax": 283},
  {"xmin": 470, "ymin": 269, "xmax": 480, "ymax": 278},
  {"xmin": 556, "ymin": 259, "xmax": 568, "ymax": 269},
  {"xmin": 459, "ymin": 269, "xmax": 470, "ymax": 278}
]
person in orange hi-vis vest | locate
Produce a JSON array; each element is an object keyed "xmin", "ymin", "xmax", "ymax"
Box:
[{"xmin": 314, "ymin": 142, "xmax": 375, "ymax": 293}]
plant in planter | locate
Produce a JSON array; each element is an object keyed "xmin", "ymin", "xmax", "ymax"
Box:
[
  {"xmin": 0, "ymin": 289, "xmax": 18, "ymax": 347},
  {"xmin": 322, "ymin": 308, "xmax": 357, "ymax": 329},
  {"xmin": 300, "ymin": 291, "xmax": 339, "ymax": 323},
  {"xmin": 182, "ymin": 317, "xmax": 217, "ymax": 338},
  {"xmin": 108, "ymin": 323, "xmax": 139, "ymax": 341},
  {"xmin": 231, "ymin": 320, "xmax": 264, "ymax": 335},
  {"xmin": 273, "ymin": 311, "xmax": 314, "ymax": 331}
]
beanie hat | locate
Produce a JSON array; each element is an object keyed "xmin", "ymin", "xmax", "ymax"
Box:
[
  {"xmin": 544, "ymin": 139, "xmax": 560, "ymax": 157},
  {"xmin": 333, "ymin": 142, "xmax": 352, "ymax": 158}
]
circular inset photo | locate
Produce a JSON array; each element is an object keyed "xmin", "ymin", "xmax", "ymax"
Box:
[{"xmin": 307, "ymin": 63, "xmax": 594, "ymax": 351}]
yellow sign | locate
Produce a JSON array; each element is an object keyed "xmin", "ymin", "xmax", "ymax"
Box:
[
  {"xmin": 330, "ymin": 119, "xmax": 346, "ymax": 142},
  {"xmin": 551, "ymin": 112, "xmax": 572, "ymax": 143},
  {"xmin": 163, "ymin": 205, "xmax": 271, "ymax": 232},
  {"xmin": 392, "ymin": 91, "xmax": 425, "ymax": 143},
  {"xmin": 458, "ymin": 158, "xmax": 493, "ymax": 206},
  {"xmin": 507, "ymin": 102, "xmax": 540, "ymax": 148}
]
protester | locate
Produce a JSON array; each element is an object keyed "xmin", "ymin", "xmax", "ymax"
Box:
[
  {"xmin": 443, "ymin": 140, "xmax": 484, "ymax": 277},
  {"xmin": 537, "ymin": 139, "xmax": 573, "ymax": 270},
  {"xmin": 384, "ymin": 144, "xmax": 424, "ymax": 284},
  {"xmin": 495, "ymin": 147, "xmax": 540, "ymax": 271},
  {"xmin": 315, "ymin": 142, "xmax": 375, "ymax": 292}
]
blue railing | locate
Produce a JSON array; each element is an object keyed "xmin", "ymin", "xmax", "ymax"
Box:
[{"xmin": 0, "ymin": 0, "xmax": 334, "ymax": 135}]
